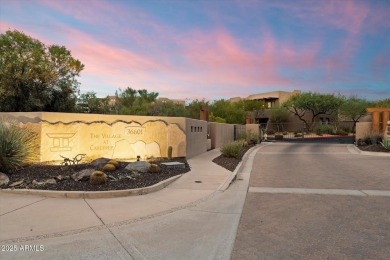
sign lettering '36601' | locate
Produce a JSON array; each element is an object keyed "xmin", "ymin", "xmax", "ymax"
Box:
[{"xmin": 125, "ymin": 126, "xmax": 145, "ymax": 136}]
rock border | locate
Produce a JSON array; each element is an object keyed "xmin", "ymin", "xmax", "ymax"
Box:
[{"xmin": 0, "ymin": 174, "xmax": 182, "ymax": 199}]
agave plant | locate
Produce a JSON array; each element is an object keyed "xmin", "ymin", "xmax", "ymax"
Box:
[
  {"xmin": 381, "ymin": 138, "xmax": 390, "ymax": 150},
  {"xmin": 0, "ymin": 119, "xmax": 39, "ymax": 173}
]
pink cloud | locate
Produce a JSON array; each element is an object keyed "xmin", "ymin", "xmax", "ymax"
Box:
[
  {"xmin": 179, "ymin": 28, "xmax": 326, "ymax": 89},
  {"xmin": 39, "ymin": 0, "xmax": 168, "ymax": 46},
  {"xmin": 270, "ymin": 0, "xmax": 385, "ymax": 35}
]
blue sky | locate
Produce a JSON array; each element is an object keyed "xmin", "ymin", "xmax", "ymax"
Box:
[{"xmin": 1, "ymin": 0, "xmax": 389, "ymax": 100}]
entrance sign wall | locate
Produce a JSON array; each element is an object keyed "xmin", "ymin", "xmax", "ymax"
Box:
[{"xmin": 0, "ymin": 112, "xmax": 206, "ymax": 163}]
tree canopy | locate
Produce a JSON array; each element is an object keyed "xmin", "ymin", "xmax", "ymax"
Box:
[
  {"xmin": 0, "ymin": 30, "xmax": 84, "ymax": 112},
  {"xmin": 374, "ymin": 98, "xmax": 390, "ymax": 108},
  {"xmin": 283, "ymin": 92, "xmax": 343, "ymax": 130},
  {"xmin": 114, "ymin": 87, "xmax": 159, "ymax": 115},
  {"xmin": 76, "ymin": 91, "xmax": 111, "ymax": 114},
  {"xmin": 339, "ymin": 97, "xmax": 372, "ymax": 131}
]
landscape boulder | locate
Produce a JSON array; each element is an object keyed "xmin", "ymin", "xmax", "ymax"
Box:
[
  {"xmin": 90, "ymin": 158, "xmax": 111, "ymax": 169},
  {"xmin": 72, "ymin": 168, "xmax": 95, "ymax": 181},
  {"xmin": 125, "ymin": 161, "xmax": 151, "ymax": 173},
  {"xmin": 0, "ymin": 172, "xmax": 10, "ymax": 187}
]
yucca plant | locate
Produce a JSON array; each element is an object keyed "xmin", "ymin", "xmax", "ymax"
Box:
[
  {"xmin": 0, "ymin": 119, "xmax": 39, "ymax": 173},
  {"xmin": 381, "ymin": 139, "xmax": 390, "ymax": 150}
]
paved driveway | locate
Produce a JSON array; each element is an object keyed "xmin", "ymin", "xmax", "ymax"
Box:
[{"xmin": 232, "ymin": 143, "xmax": 390, "ymax": 259}]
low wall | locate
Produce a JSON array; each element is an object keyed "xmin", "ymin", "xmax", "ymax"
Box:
[
  {"xmin": 245, "ymin": 124, "xmax": 260, "ymax": 135},
  {"xmin": 356, "ymin": 122, "xmax": 372, "ymax": 140},
  {"xmin": 185, "ymin": 118, "xmax": 208, "ymax": 158},
  {"xmin": 209, "ymin": 122, "xmax": 235, "ymax": 149},
  {"xmin": 1, "ymin": 112, "xmax": 195, "ymax": 163}
]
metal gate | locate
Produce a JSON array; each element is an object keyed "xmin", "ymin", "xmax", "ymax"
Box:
[
  {"xmin": 234, "ymin": 125, "xmax": 246, "ymax": 141},
  {"xmin": 261, "ymin": 122, "xmax": 355, "ymax": 144}
]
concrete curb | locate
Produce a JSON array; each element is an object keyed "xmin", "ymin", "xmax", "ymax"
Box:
[
  {"xmin": 347, "ymin": 144, "xmax": 390, "ymax": 156},
  {"xmin": 0, "ymin": 174, "xmax": 182, "ymax": 199},
  {"xmin": 217, "ymin": 143, "xmax": 270, "ymax": 191}
]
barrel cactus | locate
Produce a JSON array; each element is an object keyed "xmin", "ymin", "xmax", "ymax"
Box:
[
  {"xmin": 148, "ymin": 164, "xmax": 161, "ymax": 173},
  {"xmin": 108, "ymin": 159, "xmax": 119, "ymax": 168},
  {"xmin": 89, "ymin": 171, "xmax": 107, "ymax": 185},
  {"xmin": 103, "ymin": 163, "xmax": 116, "ymax": 172}
]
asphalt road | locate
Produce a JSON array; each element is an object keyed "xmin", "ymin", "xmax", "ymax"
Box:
[{"xmin": 232, "ymin": 143, "xmax": 390, "ymax": 260}]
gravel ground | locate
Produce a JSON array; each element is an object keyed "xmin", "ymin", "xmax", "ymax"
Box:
[
  {"xmin": 3, "ymin": 158, "xmax": 190, "ymax": 191},
  {"xmin": 358, "ymin": 144, "xmax": 390, "ymax": 153},
  {"xmin": 212, "ymin": 145, "xmax": 254, "ymax": 172}
]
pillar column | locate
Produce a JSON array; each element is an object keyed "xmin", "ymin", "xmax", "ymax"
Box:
[
  {"xmin": 382, "ymin": 112, "xmax": 389, "ymax": 134},
  {"xmin": 372, "ymin": 111, "xmax": 380, "ymax": 133},
  {"xmin": 199, "ymin": 105, "xmax": 209, "ymax": 121}
]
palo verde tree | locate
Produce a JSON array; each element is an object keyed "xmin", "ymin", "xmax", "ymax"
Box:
[
  {"xmin": 211, "ymin": 99, "xmax": 245, "ymax": 124},
  {"xmin": 269, "ymin": 106, "xmax": 290, "ymax": 132},
  {"xmin": 0, "ymin": 30, "xmax": 84, "ymax": 112},
  {"xmin": 149, "ymin": 100, "xmax": 186, "ymax": 117},
  {"xmin": 374, "ymin": 98, "xmax": 390, "ymax": 108},
  {"xmin": 114, "ymin": 87, "xmax": 159, "ymax": 115},
  {"xmin": 339, "ymin": 97, "xmax": 372, "ymax": 132},
  {"xmin": 283, "ymin": 92, "xmax": 343, "ymax": 131},
  {"xmin": 184, "ymin": 99, "xmax": 210, "ymax": 119},
  {"xmin": 76, "ymin": 91, "xmax": 111, "ymax": 114}
]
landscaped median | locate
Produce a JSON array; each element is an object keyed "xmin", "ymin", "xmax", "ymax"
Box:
[
  {"xmin": 0, "ymin": 174, "xmax": 182, "ymax": 199},
  {"xmin": 0, "ymin": 157, "xmax": 190, "ymax": 198}
]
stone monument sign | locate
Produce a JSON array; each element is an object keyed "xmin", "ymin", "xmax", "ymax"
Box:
[{"xmin": 1, "ymin": 112, "xmax": 188, "ymax": 163}]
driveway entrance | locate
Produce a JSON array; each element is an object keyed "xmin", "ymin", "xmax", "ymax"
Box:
[{"xmin": 232, "ymin": 143, "xmax": 390, "ymax": 259}]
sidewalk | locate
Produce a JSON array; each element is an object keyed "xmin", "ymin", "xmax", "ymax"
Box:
[{"xmin": 0, "ymin": 149, "xmax": 234, "ymax": 243}]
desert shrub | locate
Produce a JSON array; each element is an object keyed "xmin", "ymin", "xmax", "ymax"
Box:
[
  {"xmin": 363, "ymin": 134, "xmax": 382, "ymax": 145},
  {"xmin": 339, "ymin": 125, "xmax": 352, "ymax": 133},
  {"xmin": 247, "ymin": 131, "xmax": 260, "ymax": 144},
  {"xmin": 90, "ymin": 171, "xmax": 107, "ymax": 185},
  {"xmin": 235, "ymin": 131, "xmax": 247, "ymax": 141},
  {"xmin": 239, "ymin": 140, "xmax": 249, "ymax": 147},
  {"xmin": 220, "ymin": 141, "xmax": 243, "ymax": 158},
  {"xmin": 103, "ymin": 163, "xmax": 116, "ymax": 172},
  {"xmin": 0, "ymin": 120, "xmax": 38, "ymax": 173},
  {"xmin": 108, "ymin": 159, "xmax": 119, "ymax": 168},
  {"xmin": 335, "ymin": 129, "xmax": 348, "ymax": 136},
  {"xmin": 148, "ymin": 164, "xmax": 161, "ymax": 173},
  {"xmin": 314, "ymin": 124, "xmax": 334, "ymax": 135},
  {"xmin": 275, "ymin": 134, "xmax": 283, "ymax": 140},
  {"xmin": 381, "ymin": 139, "xmax": 390, "ymax": 150},
  {"xmin": 236, "ymin": 131, "xmax": 259, "ymax": 144}
]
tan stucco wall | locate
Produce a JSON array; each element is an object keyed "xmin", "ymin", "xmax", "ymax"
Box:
[
  {"xmin": 185, "ymin": 118, "xmax": 208, "ymax": 158},
  {"xmin": 356, "ymin": 122, "xmax": 372, "ymax": 140},
  {"xmin": 209, "ymin": 122, "xmax": 235, "ymax": 149},
  {"xmin": 245, "ymin": 124, "xmax": 260, "ymax": 135},
  {"xmin": 1, "ymin": 112, "xmax": 188, "ymax": 163}
]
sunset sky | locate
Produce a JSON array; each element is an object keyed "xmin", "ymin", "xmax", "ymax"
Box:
[{"xmin": 1, "ymin": 0, "xmax": 389, "ymax": 101}]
